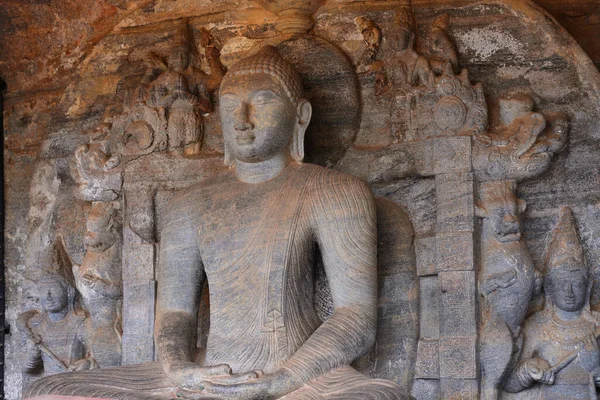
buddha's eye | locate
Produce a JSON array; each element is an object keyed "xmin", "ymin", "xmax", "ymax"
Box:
[
  {"xmin": 253, "ymin": 96, "xmax": 273, "ymax": 106},
  {"xmin": 221, "ymin": 102, "xmax": 238, "ymax": 112},
  {"xmin": 252, "ymin": 90, "xmax": 278, "ymax": 106}
]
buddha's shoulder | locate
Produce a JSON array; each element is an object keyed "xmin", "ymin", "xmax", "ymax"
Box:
[{"xmin": 301, "ymin": 163, "xmax": 371, "ymax": 193}]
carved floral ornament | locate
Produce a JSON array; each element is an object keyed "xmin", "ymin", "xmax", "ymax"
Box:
[{"xmin": 13, "ymin": 2, "xmax": 599, "ymax": 400}]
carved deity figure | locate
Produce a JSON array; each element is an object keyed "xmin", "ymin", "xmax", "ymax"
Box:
[
  {"xmin": 388, "ymin": 8, "xmax": 434, "ymax": 87},
  {"xmin": 17, "ymin": 236, "xmax": 97, "ymax": 375},
  {"xmin": 477, "ymin": 180, "xmax": 539, "ymax": 399},
  {"xmin": 504, "ymin": 207, "xmax": 600, "ymax": 399},
  {"xmin": 424, "ymin": 14, "xmax": 458, "ymax": 74},
  {"xmin": 354, "ymin": 16, "xmax": 390, "ymax": 95},
  {"xmin": 73, "ymin": 200, "xmax": 123, "ymax": 367},
  {"xmin": 142, "ymin": 24, "xmax": 215, "ymax": 155},
  {"xmin": 26, "ymin": 46, "xmax": 410, "ymax": 399}
]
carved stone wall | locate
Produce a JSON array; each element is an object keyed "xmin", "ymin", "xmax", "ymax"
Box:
[{"xmin": 2, "ymin": 1, "xmax": 599, "ymax": 399}]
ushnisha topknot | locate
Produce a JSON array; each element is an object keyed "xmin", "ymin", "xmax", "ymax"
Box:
[{"xmin": 221, "ymin": 45, "xmax": 303, "ymax": 106}]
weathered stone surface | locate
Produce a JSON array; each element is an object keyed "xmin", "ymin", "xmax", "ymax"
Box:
[
  {"xmin": 419, "ymin": 276, "xmax": 440, "ymax": 340},
  {"xmin": 439, "ymin": 271, "xmax": 476, "ymax": 338},
  {"xmin": 439, "ymin": 338, "xmax": 477, "ymax": 379},
  {"xmin": 121, "ymin": 281, "xmax": 156, "ymax": 365},
  {"xmin": 415, "ymin": 236, "xmax": 437, "ymax": 276},
  {"xmin": 415, "ymin": 340, "xmax": 440, "ymax": 379},
  {"xmin": 436, "ymin": 232, "xmax": 474, "ymax": 272}
]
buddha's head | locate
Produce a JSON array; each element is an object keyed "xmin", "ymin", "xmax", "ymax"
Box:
[{"xmin": 219, "ymin": 46, "xmax": 312, "ymax": 167}]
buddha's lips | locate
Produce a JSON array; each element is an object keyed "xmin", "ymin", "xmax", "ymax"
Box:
[{"xmin": 236, "ymin": 134, "xmax": 255, "ymax": 144}]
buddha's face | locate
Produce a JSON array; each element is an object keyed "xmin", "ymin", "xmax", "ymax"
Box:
[
  {"xmin": 546, "ymin": 267, "xmax": 587, "ymax": 312},
  {"xmin": 39, "ymin": 279, "xmax": 69, "ymax": 313},
  {"xmin": 220, "ymin": 74, "xmax": 298, "ymax": 164}
]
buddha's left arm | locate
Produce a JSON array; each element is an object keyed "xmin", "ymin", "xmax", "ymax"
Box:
[{"xmin": 281, "ymin": 174, "xmax": 378, "ymax": 384}]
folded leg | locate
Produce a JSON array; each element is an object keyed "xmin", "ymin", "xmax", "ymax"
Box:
[
  {"xmin": 281, "ymin": 366, "xmax": 413, "ymax": 400},
  {"xmin": 25, "ymin": 362, "xmax": 174, "ymax": 400}
]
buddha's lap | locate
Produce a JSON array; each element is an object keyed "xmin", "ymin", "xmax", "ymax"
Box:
[{"xmin": 26, "ymin": 364, "xmax": 410, "ymax": 400}]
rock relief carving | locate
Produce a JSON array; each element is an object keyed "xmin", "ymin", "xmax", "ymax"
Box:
[
  {"xmin": 17, "ymin": 236, "xmax": 98, "ymax": 375},
  {"xmin": 475, "ymin": 94, "xmax": 570, "ymax": 399},
  {"xmin": 504, "ymin": 207, "xmax": 600, "ymax": 399},
  {"xmin": 476, "ymin": 180, "xmax": 540, "ymax": 399},
  {"xmin": 73, "ymin": 200, "xmax": 123, "ymax": 368},
  {"xmin": 26, "ymin": 45, "xmax": 413, "ymax": 400},
  {"xmin": 355, "ymin": 16, "xmax": 390, "ymax": 96},
  {"xmin": 473, "ymin": 94, "xmax": 569, "ymax": 182},
  {"xmin": 133, "ymin": 23, "xmax": 224, "ymax": 156},
  {"xmin": 358, "ymin": 9, "xmax": 487, "ymax": 143}
]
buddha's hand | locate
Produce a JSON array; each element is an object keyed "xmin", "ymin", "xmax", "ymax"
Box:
[
  {"xmin": 166, "ymin": 361, "xmax": 233, "ymax": 391},
  {"xmin": 522, "ymin": 358, "xmax": 554, "ymax": 385},
  {"xmin": 579, "ymin": 334, "xmax": 600, "ymax": 373},
  {"xmin": 176, "ymin": 368, "xmax": 302, "ymax": 400}
]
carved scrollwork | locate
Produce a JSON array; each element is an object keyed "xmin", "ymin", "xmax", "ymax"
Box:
[{"xmin": 473, "ymin": 94, "xmax": 569, "ymax": 182}]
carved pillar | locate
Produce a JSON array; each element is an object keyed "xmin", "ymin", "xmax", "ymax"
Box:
[{"xmin": 412, "ymin": 137, "xmax": 478, "ymax": 399}]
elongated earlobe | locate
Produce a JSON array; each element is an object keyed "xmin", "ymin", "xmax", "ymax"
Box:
[{"xmin": 291, "ymin": 100, "xmax": 312, "ymax": 163}]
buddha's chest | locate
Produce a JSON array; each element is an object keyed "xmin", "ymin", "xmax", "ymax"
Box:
[{"xmin": 197, "ymin": 182, "xmax": 310, "ymax": 275}]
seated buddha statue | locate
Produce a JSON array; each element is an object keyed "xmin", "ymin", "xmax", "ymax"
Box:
[{"xmin": 25, "ymin": 46, "xmax": 411, "ymax": 400}]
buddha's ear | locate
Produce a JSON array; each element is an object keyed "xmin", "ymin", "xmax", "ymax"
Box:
[{"xmin": 291, "ymin": 100, "xmax": 312, "ymax": 162}]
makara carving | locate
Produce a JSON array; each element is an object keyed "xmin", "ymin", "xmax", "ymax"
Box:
[
  {"xmin": 25, "ymin": 46, "xmax": 411, "ymax": 399},
  {"xmin": 361, "ymin": 9, "xmax": 487, "ymax": 143}
]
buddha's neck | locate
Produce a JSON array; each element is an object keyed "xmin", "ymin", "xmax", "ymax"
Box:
[
  {"xmin": 554, "ymin": 307, "xmax": 583, "ymax": 322},
  {"xmin": 235, "ymin": 152, "xmax": 290, "ymax": 184}
]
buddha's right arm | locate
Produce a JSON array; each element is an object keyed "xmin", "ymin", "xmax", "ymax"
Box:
[{"xmin": 155, "ymin": 199, "xmax": 203, "ymax": 370}]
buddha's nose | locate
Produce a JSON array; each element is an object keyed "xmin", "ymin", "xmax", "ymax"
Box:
[{"xmin": 234, "ymin": 103, "xmax": 254, "ymax": 131}]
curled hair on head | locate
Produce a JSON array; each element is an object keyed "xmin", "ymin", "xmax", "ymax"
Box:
[{"xmin": 220, "ymin": 46, "xmax": 304, "ymax": 107}]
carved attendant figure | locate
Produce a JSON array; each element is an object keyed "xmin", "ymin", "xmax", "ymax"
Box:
[
  {"xmin": 17, "ymin": 236, "xmax": 97, "ymax": 375},
  {"xmin": 354, "ymin": 16, "xmax": 390, "ymax": 95},
  {"xmin": 147, "ymin": 24, "xmax": 213, "ymax": 155},
  {"xmin": 26, "ymin": 46, "xmax": 410, "ymax": 400},
  {"xmin": 504, "ymin": 207, "xmax": 600, "ymax": 399},
  {"xmin": 390, "ymin": 8, "xmax": 434, "ymax": 87}
]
